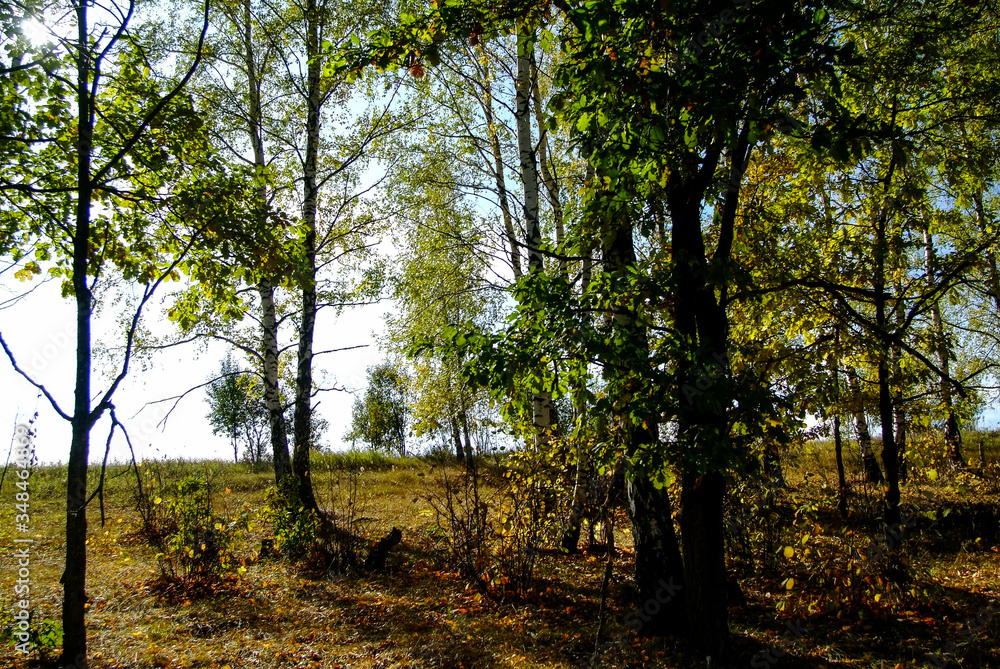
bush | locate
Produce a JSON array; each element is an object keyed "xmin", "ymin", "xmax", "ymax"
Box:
[
  {"xmin": 0, "ymin": 611, "xmax": 62, "ymax": 661},
  {"xmin": 427, "ymin": 448, "xmax": 558, "ymax": 600},
  {"xmin": 155, "ymin": 476, "xmax": 252, "ymax": 584},
  {"xmin": 262, "ymin": 484, "xmax": 325, "ymax": 563}
]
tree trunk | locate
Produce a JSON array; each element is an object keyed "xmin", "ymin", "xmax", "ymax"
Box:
[
  {"xmin": 924, "ymin": 226, "xmax": 965, "ymax": 467},
  {"xmin": 259, "ymin": 280, "xmax": 291, "ymax": 482},
  {"xmin": 833, "ymin": 318, "xmax": 848, "ymax": 518},
  {"xmin": 600, "ymin": 196, "xmax": 687, "ymax": 637},
  {"xmin": 679, "ymin": 470, "xmax": 727, "ymax": 649},
  {"xmin": 515, "ymin": 23, "xmax": 551, "ymax": 447},
  {"xmin": 63, "ymin": 4, "xmax": 93, "ymax": 663},
  {"xmin": 529, "ymin": 54, "xmax": 565, "ymax": 281},
  {"xmin": 292, "ymin": 0, "xmax": 321, "ymax": 513},
  {"xmin": 627, "ymin": 469, "xmax": 687, "ymax": 634},
  {"xmin": 240, "ymin": 0, "xmax": 291, "ymax": 484},
  {"xmin": 873, "ymin": 163, "xmax": 903, "ymax": 568},
  {"xmin": 460, "ymin": 403, "xmax": 472, "ymax": 459},
  {"xmin": 878, "ymin": 359, "xmax": 902, "ymax": 537},
  {"xmin": 560, "ymin": 233, "xmax": 595, "ymax": 553},
  {"xmin": 845, "ymin": 366, "xmax": 883, "ymax": 484},
  {"xmin": 450, "ymin": 410, "xmax": 463, "ymax": 461},
  {"xmin": 834, "ymin": 412, "xmax": 848, "ymax": 517},
  {"xmin": 891, "ymin": 298, "xmax": 908, "ymax": 482},
  {"xmin": 479, "ymin": 49, "xmax": 521, "ymax": 281},
  {"xmin": 974, "ymin": 191, "xmax": 1000, "ymax": 314},
  {"xmin": 666, "ymin": 140, "xmax": 743, "ymax": 660}
]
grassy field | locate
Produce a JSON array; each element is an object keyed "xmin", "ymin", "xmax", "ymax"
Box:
[{"xmin": 1, "ymin": 433, "xmax": 999, "ymax": 668}]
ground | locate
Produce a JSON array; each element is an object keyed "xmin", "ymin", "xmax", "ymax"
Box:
[{"xmin": 1, "ymin": 434, "xmax": 999, "ymax": 668}]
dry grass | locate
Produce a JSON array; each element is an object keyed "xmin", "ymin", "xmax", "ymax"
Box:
[{"xmin": 0, "ymin": 434, "xmax": 998, "ymax": 668}]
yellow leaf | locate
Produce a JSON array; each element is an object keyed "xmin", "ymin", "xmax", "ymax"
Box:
[
  {"xmin": 784, "ymin": 578, "xmax": 795, "ymax": 590},
  {"xmin": 783, "ymin": 546, "xmax": 795, "ymax": 559}
]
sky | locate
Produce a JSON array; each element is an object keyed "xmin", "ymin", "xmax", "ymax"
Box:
[
  {"xmin": 3, "ymin": 265, "xmax": 996, "ymax": 468},
  {"xmin": 0, "ymin": 273, "xmax": 391, "ymax": 466}
]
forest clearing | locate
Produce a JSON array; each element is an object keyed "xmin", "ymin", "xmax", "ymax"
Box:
[
  {"xmin": 3, "ymin": 0, "xmax": 1000, "ymax": 667},
  {"xmin": 2, "ymin": 436, "xmax": 1000, "ymax": 668}
]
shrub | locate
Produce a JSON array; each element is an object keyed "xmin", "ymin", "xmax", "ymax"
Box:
[
  {"xmin": 0, "ymin": 611, "xmax": 62, "ymax": 662},
  {"xmin": 262, "ymin": 484, "xmax": 324, "ymax": 563},
  {"xmin": 155, "ymin": 476, "xmax": 252, "ymax": 584},
  {"xmin": 427, "ymin": 447, "xmax": 557, "ymax": 600}
]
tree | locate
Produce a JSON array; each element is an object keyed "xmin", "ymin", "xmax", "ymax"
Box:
[
  {"xmin": 347, "ymin": 362, "xmax": 409, "ymax": 456},
  {"xmin": 0, "ymin": 0, "xmax": 228, "ymax": 662},
  {"xmin": 205, "ymin": 352, "xmax": 270, "ymax": 464}
]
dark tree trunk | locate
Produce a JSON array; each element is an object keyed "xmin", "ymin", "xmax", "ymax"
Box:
[
  {"xmin": 292, "ymin": 0, "xmax": 321, "ymax": 514},
  {"xmin": 599, "ymin": 186, "xmax": 687, "ymax": 636},
  {"xmin": 560, "ymin": 456, "xmax": 586, "ymax": 553},
  {"xmin": 834, "ymin": 413, "xmax": 848, "ymax": 518},
  {"xmin": 667, "ymin": 158, "xmax": 734, "ymax": 662},
  {"xmin": 846, "ymin": 367, "xmax": 884, "ymax": 484},
  {"xmin": 64, "ymin": 4, "xmax": 93, "ymax": 663},
  {"xmin": 833, "ymin": 312, "xmax": 848, "ymax": 518},
  {"xmin": 628, "ymin": 467, "xmax": 687, "ymax": 634},
  {"xmin": 873, "ymin": 159, "xmax": 903, "ymax": 572},
  {"xmin": 450, "ymin": 410, "xmax": 464, "ymax": 461},
  {"xmin": 560, "ymin": 236, "xmax": 595, "ymax": 554},
  {"xmin": 878, "ymin": 361, "xmax": 902, "ymax": 540},
  {"xmin": 679, "ymin": 470, "xmax": 728, "ymax": 650}
]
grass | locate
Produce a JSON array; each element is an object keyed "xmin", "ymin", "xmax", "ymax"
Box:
[{"xmin": 0, "ymin": 434, "xmax": 998, "ymax": 668}]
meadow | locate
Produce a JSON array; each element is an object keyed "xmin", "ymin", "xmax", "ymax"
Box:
[{"xmin": 1, "ymin": 433, "xmax": 999, "ymax": 668}]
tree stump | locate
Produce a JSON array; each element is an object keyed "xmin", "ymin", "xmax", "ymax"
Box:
[
  {"xmin": 364, "ymin": 527, "xmax": 402, "ymax": 571},
  {"xmin": 259, "ymin": 538, "xmax": 275, "ymax": 561}
]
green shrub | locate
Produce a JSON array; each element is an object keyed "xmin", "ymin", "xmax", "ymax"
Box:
[
  {"xmin": 262, "ymin": 485, "xmax": 324, "ymax": 561},
  {"xmin": 0, "ymin": 611, "xmax": 62, "ymax": 661},
  {"xmin": 156, "ymin": 475, "xmax": 252, "ymax": 582}
]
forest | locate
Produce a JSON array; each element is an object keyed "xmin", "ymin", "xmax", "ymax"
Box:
[{"xmin": 2, "ymin": 0, "xmax": 1000, "ymax": 667}]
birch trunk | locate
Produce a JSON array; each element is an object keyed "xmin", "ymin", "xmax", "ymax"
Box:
[
  {"xmin": 529, "ymin": 55, "xmax": 565, "ymax": 280},
  {"xmin": 924, "ymin": 226, "xmax": 965, "ymax": 467},
  {"xmin": 292, "ymin": 0, "xmax": 321, "ymax": 512},
  {"xmin": 846, "ymin": 365, "xmax": 884, "ymax": 484},
  {"xmin": 515, "ymin": 23, "xmax": 551, "ymax": 446},
  {"xmin": 240, "ymin": 0, "xmax": 292, "ymax": 483},
  {"xmin": 478, "ymin": 49, "xmax": 521, "ymax": 280}
]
